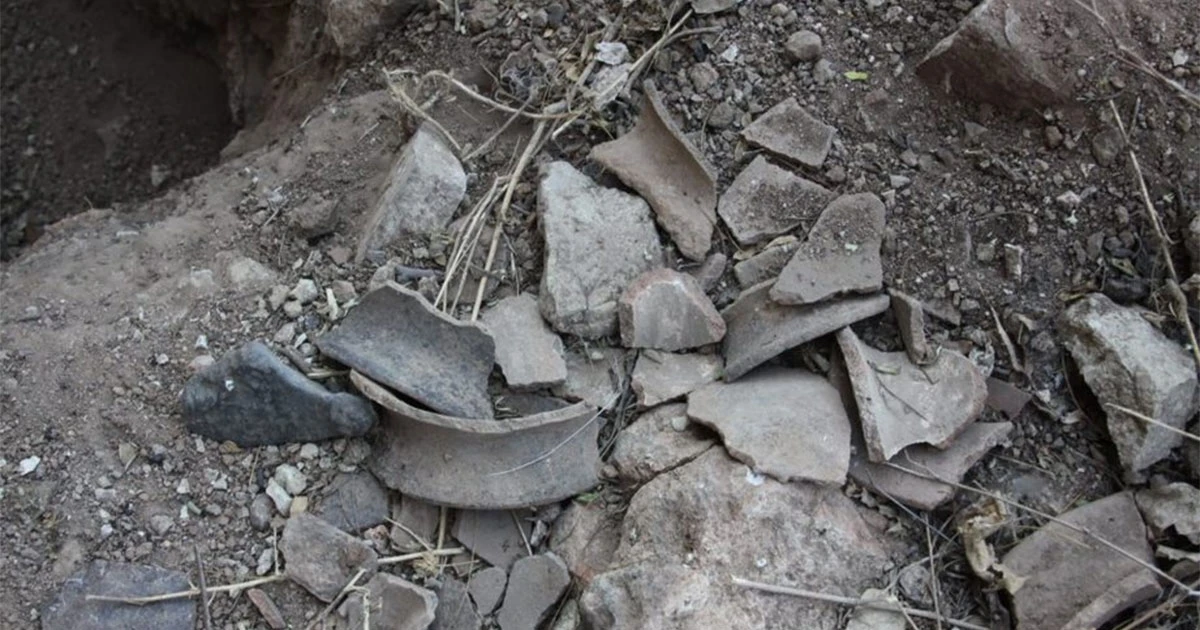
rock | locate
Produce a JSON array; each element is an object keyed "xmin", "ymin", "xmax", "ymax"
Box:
[
  {"xmin": 550, "ymin": 501, "xmax": 622, "ymax": 585},
  {"xmin": 592, "ymin": 82, "xmax": 718, "ymax": 261},
  {"xmin": 717, "ymin": 156, "xmax": 836, "ymax": 247},
  {"xmin": 1187, "ymin": 213, "xmax": 1200, "ymax": 275},
  {"xmin": 225, "ymin": 255, "xmax": 279, "ymax": 293},
  {"xmin": 785, "ymin": 30, "xmax": 823, "ymax": 62},
  {"xmin": 690, "ymin": 252, "xmax": 726, "ymax": 292},
  {"xmin": 358, "ymin": 371, "xmax": 601, "ymax": 509},
  {"xmin": 318, "ymin": 284, "xmax": 496, "ymax": 419},
  {"xmin": 325, "ymin": 0, "xmax": 421, "ymax": 56},
  {"xmin": 496, "ymin": 554, "xmax": 571, "ymax": 630},
  {"xmin": 1135, "ymin": 483, "xmax": 1200, "ymax": 544},
  {"xmin": 317, "ymin": 472, "xmax": 390, "ymax": 532},
  {"xmin": 274, "ymin": 463, "xmax": 307, "ymax": 495},
  {"xmin": 1060, "ymin": 294, "xmax": 1199, "ymax": 480},
  {"xmin": 41, "ymin": 561, "xmax": 194, "ymax": 630},
  {"xmin": 721, "ymin": 282, "xmax": 890, "ymax": 381},
  {"xmin": 619, "ymin": 269, "xmax": 726, "ymax": 351},
  {"xmin": 552, "ymin": 348, "xmax": 628, "ymax": 409},
  {"xmin": 837, "ymin": 327, "xmax": 987, "ymax": 462},
  {"xmin": 468, "ymin": 567, "xmax": 507, "ymax": 614},
  {"xmin": 538, "ymin": 161, "xmax": 664, "ymax": 338},
  {"xmin": 247, "ymin": 588, "xmax": 286, "ymax": 629},
  {"xmin": 578, "ymin": 449, "xmax": 902, "ymax": 629},
  {"xmin": 1002, "ymin": 493, "xmax": 1159, "ymax": 630},
  {"xmin": 1091, "ymin": 127, "xmax": 1123, "ymax": 167},
  {"xmin": 452, "ymin": 509, "xmax": 533, "ymax": 570},
  {"xmin": 431, "ymin": 577, "xmax": 479, "ymax": 630},
  {"xmin": 845, "ymin": 588, "xmax": 905, "ymax": 630},
  {"xmin": 281, "ymin": 513, "xmax": 378, "ymax": 602},
  {"xmin": 289, "ymin": 278, "xmax": 320, "ymax": 304},
  {"xmin": 630, "ymin": 350, "xmax": 722, "ymax": 408},
  {"xmin": 390, "ymin": 495, "xmax": 440, "ymax": 553},
  {"xmin": 732, "ymin": 239, "xmax": 800, "ymax": 288},
  {"xmin": 609, "ymin": 403, "xmax": 715, "ymax": 485},
  {"xmin": 249, "ymin": 493, "xmax": 274, "ymax": 531},
  {"xmin": 481, "ymin": 294, "xmax": 567, "ymax": 390},
  {"xmin": 741, "ymin": 97, "xmax": 836, "ymax": 168},
  {"xmin": 181, "ymin": 341, "xmax": 376, "ymax": 446},
  {"xmin": 341, "ymin": 573, "xmax": 438, "ymax": 630},
  {"xmin": 985, "ymin": 377, "xmax": 1032, "ymax": 420},
  {"xmin": 689, "ymin": 0, "xmax": 737, "ymax": 14},
  {"xmin": 688, "ymin": 368, "xmax": 851, "ymax": 484},
  {"xmin": 18, "ymin": 455, "xmax": 40, "ymax": 476},
  {"xmin": 771, "ymin": 193, "xmax": 886, "ymax": 305},
  {"xmin": 897, "ymin": 563, "xmax": 933, "ymax": 607},
  {"xmin": 890, "ymin": 290, "xmax": 931, "ymax": 364},
  {"xmin": 464, "ymin": 0, "xmax": 500, "ymax": 32},
  {"xmin": 496, "ymin": 393, "xmax": 571, "ymax": 416},
  {"xmin": 357, "ymin": 123, "xmax": 466, "ymax": 261}
]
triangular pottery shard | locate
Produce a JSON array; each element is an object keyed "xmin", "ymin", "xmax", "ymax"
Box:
[{"xmin": 592, "ymin": 81, "xmax": 718, "ymax": 261}]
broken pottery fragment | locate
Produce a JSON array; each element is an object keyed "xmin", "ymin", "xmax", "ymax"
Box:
[
  {"xmin": 889, "ymin": 289, "xmax": 931, "ymax": 364},
  {"xmin": 1002, "ymin": 493, "xmax": 1160, "ymax": 630},
  {"xmin": 41, "ymin": 561, "xmax": 195, "ymax": 630},
  {"xmin": 985, "ymin": 377, "xmax": 1032, "ymax": 420},
  {"xmin": 355, "ymin": 372, "xmax": 600, "ymax": 509},
  {"xmin": 1059, "ymin": 293, "xmax": 1199, "ymax": 481},
  {"xmin": 592, "ymin": 82, "xmax": 718, "ymax": 261},
  {"xmin": 771, "ymin": 193, "xmax": 886, "ymax": 305},
  {"xmin": 618, "ymin": 268, "xmax": 725, "ymax": 351},
  {"xmin": 1135, "ymin": 483, "xmax": 1200, "ymax": 545},
  {"xmin": 496, "ymin": 554, "xmax": 571, "ymax": 630},
  {"xmin": 579, "ymin": 449, "xmax": 903, "ymax": 630},
  {"xmin": 317, "ymin": 283, "xmax": 495, "ymax": 419},
  {"xmin": 538, "ymin": 161, "xmax": 664, "ymax": 338},
  {"xmin": 339, "ymin": 573, "xmax": 438, "ymax": 630},
  {"xmin": 732, "ymin": 238, "xmax": 799, "ymax": 288},
  {"xmin": 837, "ymin": 327, "xmax": 987, "ymax": 462},
  {"xmin": 630, "ymin": 350, "xmax": 722, "ymax": 408},
  {"xmin": 431, "ymin": 577, "xmax": 479, "ymax": 630},
  {"xmin": 316, "ymin": 472, "xmax": 390, "ymax": 532},
  {"xmin": 688, "ymin": 367, "xmax": 851, "ymax": 484},
  {"xmin": 467, "ymin": 567, "xmax": 507, "ymax": 615},
  {"xmin": 552, "ymin": 347, "xmax": 628, "ymax": 409},
  {"xmin": 718, "ymin": 156, "xmax": 835, "ymax": 246},
  {"xmin": 722, "ymin": 281, "xmax": 889, "ymax": 381},
  {"xmin": 741, "ymin": 97, "xmax": 836, "ymax": 168},
  {"xmin": 281, "ymin": 513, "xmax": 378, "ymax": 602},
  {"xmin": 389, "ymin": 495, "xmax": 440, "ymax": 553},
  {"xmin": 181, "ymin": 341, "xmax": 376, "ymax": 446},
  {"xmin": 609, "ymin": 403, "xmax": 715, "ymax": 485},
  {"xmin": 356, "ymin": 122, "xmax": 466, "ymax": 261},
  {"xmin": 481, "ymin": 293, "xmax": 568, "ymax": 390},
  {"xmin": 452, "ymin": 509, "xmax": 533, "ymax": 570}
]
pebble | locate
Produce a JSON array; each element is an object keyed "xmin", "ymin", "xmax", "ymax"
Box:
[
  {"xmin": 785, "ymin": 30, "xmax": 823, "ymax": 62},
  {"xmin": 282, "ymin": 300, "xmax": 303, "ymax": 318},
  {"xmin": 249, "ymin": 494, "xmax": 274, "ymax": 531},
  {"xmin": 299, "ymin": 443, "xmax": 320, "ymax": 459},
  {"xmin": 265, "ymin": 478, "xmax": 293, "ymax": 515},
  {"xmin": 176, "ymin": 478, "xmax": 191, "ymax": 494},
  {"xmin": 149, "ymin": 514, "xmax": 174, "ymax": 536},
  {"xmin": 707, "ymin": 102, "xmax": 737, "ymax": 128},
  {"xmin": 274, "ymin": 464, "xmax": 308, "ymax": 495},
  {"xmin": 256, "ymin": 547, "xmax": 274, "ymax": 576},
  {"xmin": 18, "ymin": 456, "xmax": 40, "ymax": 476}
]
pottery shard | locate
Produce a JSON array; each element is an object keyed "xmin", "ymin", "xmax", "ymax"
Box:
[
  {"xmin": 771, "ymin": 193, "xmax": 886, "ymax": 305},
  {"xmin": 1135, "ymin": 482, "xmax": 1200, "ymax": 545},
  {"xmin": 718, "ymin": 156, "xmax": 836, "ymax": 246},
  {"xmin": 552, "ymin": 347, "xmax": 628, "ymax": 409},
  {"xmin": 732, "ymin": 238, "xmax": 799, "ymax": 288},
  {"xmin": 592, "ymin": 82, "xmax": 718, "ymax": 261},
  {"xmin": 688, "ymin": 367, "xmax": 851, "ymax": 484},
  {"xmin": 453, "ymin": 509, "xmax": 533, "ymax": 571},
  {"xmin": 340, "ymin": 573, "xmax": 438, "ymax": 630},
  {"xmin": 317, "ymin": 283, "xmax": 495, "ymax": 419},
  {"xmin": 722, "ymin": 281, "xmax": 889, "ymax": 381},
  {"xmin": 608, "ymin": 402, "xmax": 715, "ymax": 485},
  {"xmin": 630, "ymin": 350, "xmax": 723, "ymax": 408},
  {"xmin": 741, "ymin": 97, "xmax": 835, "ymax": 168},
  {"xmin": 41, "ymin": 561, "xmax": 195, "ymax": 630},
  {"xmin": 496, "ymin": 554, "xmax": 571, "ymax": 630},
  {"xmin": 889, "ymin": 289, "xmax": 931, "ymax": 364},
  {"xmin": 357, "ymin": 122, "xmax": 466, "ymax": 261},
  {"xmin": 431, "ymin": 577, "xmax": 479, "ymax": 630},
  {"xmin": 1060, "ymin": 293, "xmax": 1198, "ymax": 480},
  {"xmin": 281, "ymin": 513, "xmax": 378, "ymax": 602},
  {"xmin": 467, "ymin": 567, "xmax": 507, "ymax": 615},
  {"xmin": 1002, "ymin": 493, "xmax": 1159, "ymax": 630},
  {"xmin": 579, "ymin": 449, "xmax": 903, "ymax": 630},
  {"xmin": 619, "ymin": 268, "xmax": 726, "ymax": 351},
  {"xmin": 538, "ymin": 161, "xmax": 664, "ymax": 339},
  {"xmin": 482, "ymin": 293, "xmax": 568, "ymax": 390},
  {"xmin": 356, "ymin": 372, "xmax": 600, "ymax": 509},
  {"xmin": 837, "ymin": 327, "xmax": 987, "ymax": 462}
]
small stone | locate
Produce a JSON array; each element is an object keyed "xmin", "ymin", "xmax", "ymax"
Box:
[
  {"xmin": 281, "ymin": 513, "xmax": 378, "ymax": 602},
  {"xmin": 1135, "ymin": 483, "xmax": 1200, "ymax": 545},
  {"xmin": 149, "ymin": 514, "xmax": 174, "ymax": 536},
  {"xmin": 249, "ymin": 494, "xmax": 274, "ymax": 531},
  {"xmin": 963, "ymin": 121, "xmax": 987, "ymax": 142},
  {"xmin": 268, "ymin": 285, "xmax": 290, "ymax": 311},
  {"xmin": 717, "ymin": 156, "xmax": 836, "ymax": 246},
  {"xmin": 266, "ymin": 479, "xmax": 292, "ymax": 515},
  {"xmin": 247, "ymin": 588, "xmax": 286, "ymax": 629},
  {"xmin": 175, "ymin": 478, "xmax": 190, "ymax": 495},
  {"xmin": 732, "ymin": 240, "xmax": 799, "ymax": 288},
  {"xmin": 771, "ymin": 193, "xmax": 886, "ymax": 305},
  {"xmin": 256, "ymin": 548, "xmax": 274, "ymax": 576},
  {"xmin": 273, "ymin": 322, "xmax": 296, "ymax": 345},
  {"xmin": 482, "ymin": 294, "xmax": 568, "ymax": 390},
  {"xmin": 226, "ymin": 256, "xmax": 279, "ymax": 293},
  {"xmin": 317, "ymin": 473, "xmax": 390, "ymax": 532},
  {"xmin": 18, "ymin": 455, "xmax": 40, "ymax": 476},
  {"xmin": 846, "ymin": 588, "xmax": 905, "ymax": 630},
  {"xmin": 290, "ymin": 279, "xmax": 320, "ymax": 305},
  {"xmin": 1045, "ymin": 125, "xmax": 1064, "ymax": 149},
  {"xmin": 299, "ymin": 443, "xmax": 320, "ymax": 459},
  {"xmin": 706, "ymin": 102, "xmax": 737, "ymax": 129},
  {"xmin": 468, "ymin": 567, "xmax": 507, "ymax": 614},
  {"xmin": 890, "ymin": 290, "xmax": 931, "ymax": 364},
  {"xmin": 619, "ymin": 269, "xmax": 726, "ymax": 351},
  {"xmin": 784, "ymin": 30, "xmax": 823, "ymax": 62},
  {"xmin": 1091, "ymin": 127, "xmax": 1123, "ymax": 167},
  {"xmin": 1003, "ymin": 243, "xmax": 1024, "ymax": 280},
  {"xmin": 274, "ymin": 464, "xmax": 307, "ymax": 495},
  {"xmin": 630, "ymin": 350, "xmax": 723, "ymax": 408},
  {"xmin": 609, "ymin": 403, "xmax": 715, "ymax": 485},
  {"xmin": 688, "ymin": 63, "xmax": 719, "ymax": 92},
  {"xmin": 389, "ymin": 495, "xmax": 441, "ymax": 553},
  {"xmin": 341, "ymin": 573, "xmax": 438, "ymax": 630},
  {"xmin": 497, "ymin": 554, "xmax": 571, "ymax": 630},
  {"xmin": 741, "ymin": 97, "xmax": 836, "ymax": 168},
  {"xmin": 552, "ymin": 348, "xmax": 628, "ymax": 409}
]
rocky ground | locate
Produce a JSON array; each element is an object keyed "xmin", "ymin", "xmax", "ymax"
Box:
[{"xmin": 2, "ymin": 1, "xmax": 1199, "ymax": 629}]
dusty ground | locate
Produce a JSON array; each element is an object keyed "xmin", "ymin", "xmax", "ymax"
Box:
[{"xmin": 1, "ymin": 0, "xmax": 1198, "ymax": 628}]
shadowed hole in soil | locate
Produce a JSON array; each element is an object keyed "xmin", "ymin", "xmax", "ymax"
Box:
[{"xmin": 0, "ymin": 0, "xmax": 239, "ymax": 258}]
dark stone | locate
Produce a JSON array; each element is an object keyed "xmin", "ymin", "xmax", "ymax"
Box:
[
  {"xmin": 181, "ymin": 341, "xmax": 376, "ymax": 446},
  {"xmin": 316, "ymin": 472, "xmax": 391, "ymax": 532},
  {"xmin": 42, "ymin": 561, "xmax": 194, "ymax": 630}
]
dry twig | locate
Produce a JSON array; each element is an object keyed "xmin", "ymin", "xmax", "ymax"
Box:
[
  {"xmin": 194, "ymin": 546, "xmax": 213, "ymax": 630},
  {"xmin": 86, "ymin": 574, "xmax": 286, "ymax": 605}
]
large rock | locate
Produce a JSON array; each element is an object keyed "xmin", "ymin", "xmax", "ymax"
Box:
[
  {"xmin": 619, "ymin": 269, "xmax": 726, "ymax": 351},
  {"xmin": 281, "ymin": 513, "xmax": 378, "ymax": 602},
  {"xmin": 340, "ymin": 573, "xmax": 438, "ymax": 630},
  {"xmin": 538, "ymin": 161, "xmax": 664, "ymax": 338},
  {"xmin": 688, "ymin": 368, "xmax": 851, "ymax": 484},
  {"xmin": 1002, "ymin": 493, "xmax": 1159, "ymax": 630},
  {"xmin": 550, "ymin": 501, "xmax": 623, "ymax": 585},
  {"xmin": 837, "ymin": 328, "xmax": 988, "ymax": 462},
  {"xmin": 592, "ymin": 82, "xmax": 718, "ymax": 261},
  {"xmin": 357, "ymin": 123, "xmax": 466, "ymax": 261},
  {"xmin": 717, "ymin": 156, "xmax": 835, "ymax": 246},
  {"xmin": 482, "ymin": 293, "xmax": 568, "ymax": 390},
  {"xmin": 41, "ymin": 561, "xmax": 194, "ymax": 630},
  {"xmin": 181, "ymin": 341, "xmax": 376, "ymax": 446},
  {"xmin": 496, "ymin": 554, "xmax": 571, "ymax": 630},
  {"xmin": 771, "ymin": 193, "xmax": 886, "ymax": 305},
  {"xmin": 630, "ymin": 350, "xmax": 723, "ymax": 408},
  {"xmin": 318, "ymin": 284, "xmax": 496, "ymax": 419},
  {"xmin": 741, "ymin": 98, "xmax": 835, "ymax": 168},
  {"xmin": 1059, "ymin": 293, "xmax": 1199, "ymax": 480},
  {"xmin": 721, "ymin": 282, "xmax": 889, "ymax": 380},
  {"xmin": 578, "ymin": 449, "xmax": 902, "ymax": 629},
  {"xmin": 608, "ymin": 403, "xmax": 715, "ymax": 485}
]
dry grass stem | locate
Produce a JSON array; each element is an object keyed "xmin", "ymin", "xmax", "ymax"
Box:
[
  {"xmin": 194, "ymin": 546, "xmax": 213, "ymax": 630},
  {"xmin": 378, "ymin": 547, "xmax": 465, "ymax": 566},
  {"xmin": 305, "ymin": 568, "xmax": 368, "ymax": 630},
  {"xmin": 1105, "ymin": 403, "xmax": 1200, "ymax": 444},
  {"xmin": 85, "ymin": 574, "xmax": 286, "ymax": 605}
]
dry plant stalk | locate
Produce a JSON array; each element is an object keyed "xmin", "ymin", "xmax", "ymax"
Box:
[{"xmin": 86, "ymin": 574, "xmax": 287, "ymax": 605}]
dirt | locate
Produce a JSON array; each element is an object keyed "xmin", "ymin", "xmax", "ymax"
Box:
[{"xmin": 1, "ymin": 0, "xmax": 1198, "ymax": 628}]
